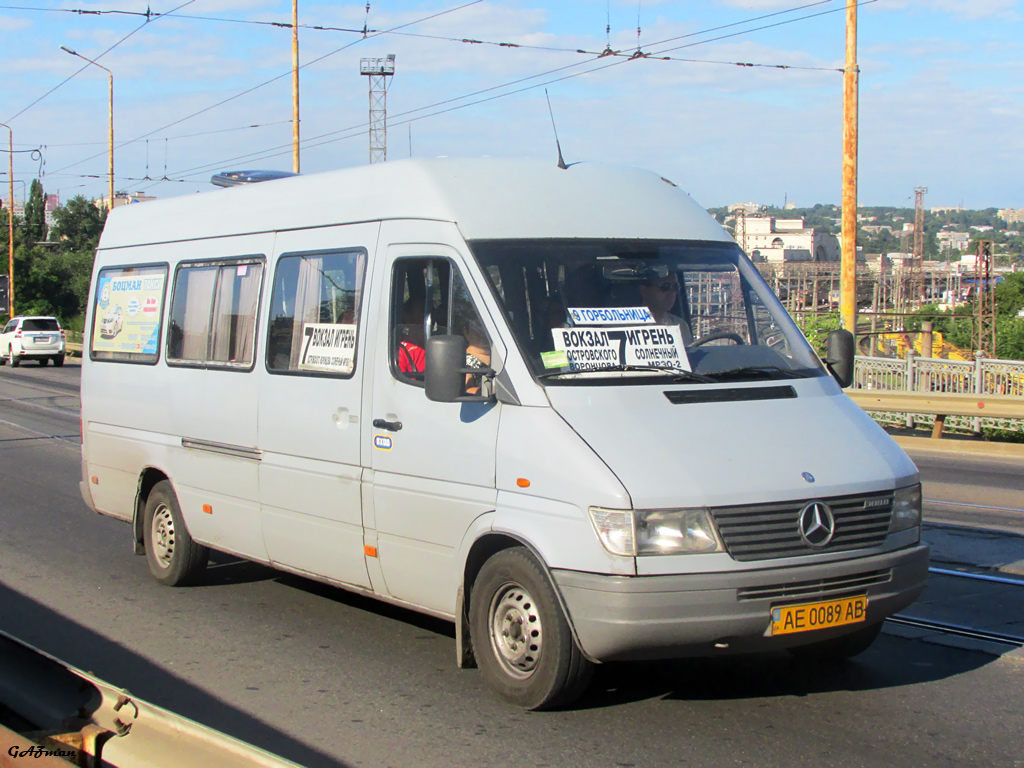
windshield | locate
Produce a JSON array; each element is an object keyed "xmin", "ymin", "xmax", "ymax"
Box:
[{"xmin": 470, "ymin": 239, "xmax": 825, "ymax": 384}]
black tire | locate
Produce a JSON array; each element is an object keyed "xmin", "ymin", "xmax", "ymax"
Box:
[
  {"xmin": 143, "ymin": 480, "xmax": 209, "ymax": 586},
  {"xmin": 470, "ymin": 547, "xmax": 593, "ymax": 710},
  {"xmin": 788, "ymin": 622, "xmax": 883, "ymax": 663},
  {"xmin": 53, "ymin": 355, "xmax": 65, "ymax": 367},
  {"xmin": 9, "ymin": 348, "xmax": 20, "ymax": 367},
  {"xmin": 38, "ymin": 357, "xmax": 48, "ymax": 366}
]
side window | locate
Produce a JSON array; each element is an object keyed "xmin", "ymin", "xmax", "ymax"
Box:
[
  {"xmin": 390, "ymin": 258, "xmax": 491, "ymax": 386},
  {"xmin": 167, "ymin": 258, "xmax": 264, "ymax": 368},
  {"xmin": 266, "ymin": 250, "xmax": 366, "ymax": 376},
  {"xmin": 90, "ymin": 264, "xmax": 168, "ymax": 364},
  {"xmin": 682, "ymin": 267, "xmax": 751, "ymax": 345}
]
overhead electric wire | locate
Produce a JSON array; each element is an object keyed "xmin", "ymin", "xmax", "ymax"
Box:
[
  {"xmin": 2, "ymin": 0, "xmax": 196, "ymax": 125},
  {"xmin": 45, "ymin": 0, "xmax": 482, "ymax": 180},
  {"xmin": 36, "ymin": 0, "xmax": 862, "ymax": 194},
  {"xmin": 0, "ymin": 5, "xmax": 372, "ymax": 34}
]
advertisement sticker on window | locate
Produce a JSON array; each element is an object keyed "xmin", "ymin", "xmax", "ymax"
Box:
[{"xmin": 297, "ymin": 322, "xmax": 357, "ymax": 373}]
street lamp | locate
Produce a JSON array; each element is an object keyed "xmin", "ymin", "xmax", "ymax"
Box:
[
  {"xmin": 60, "ymin": 45, "xmax": 114, "ymax": 209},
  {"xmin": 0, "ymin": 122, "xmax": 13, "ymax": 316}
]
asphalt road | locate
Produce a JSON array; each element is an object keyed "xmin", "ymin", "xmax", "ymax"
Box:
[{"xmin": 1, "ymin": 361, "xmax": 1022, "ymax": 768}]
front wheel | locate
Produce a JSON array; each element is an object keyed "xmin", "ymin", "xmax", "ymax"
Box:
[
  {"xmin": 143, "ymin": 480, "xmax": 209, "ymax": 586},
  {"xmin": 788, "ymin": 622, "xmax": 883, "ymax": 663},
  {"xmin": 470, "ymin": 547, "xmax": 593, "ymax": 710}
]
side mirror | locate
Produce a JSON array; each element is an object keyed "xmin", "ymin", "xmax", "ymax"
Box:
[
  {"xmin": 425, "ymin": 335, "xmax": 497, "ymax": 403},
  {"xmin": 825, "ymin": 329, "xmax": 855, "ymax": 388},
  {"xmin": 425, "ymin": 335, "xmax": 468, "ymax": 402}
]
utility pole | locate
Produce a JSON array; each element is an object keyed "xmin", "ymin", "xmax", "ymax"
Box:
[
  {"xmin": 909, "ymin": 186, "xmax": 927, "ymax": 308},
  {"xmin": 292, "ymin": 0, "xmax": 300, "ymax": 173},
  {"xmin": 973, "ymin": 240, "xmax": 996, "ymax": 357},
  {"xmin": 360, "ymin": 55, "xmax": 395, "ymax": 164},
  {"xmin": 0, "ymin": 122, "xmax": 13, "ymax": 316},
  {"xmin": 840, "ymin": 0, "xmax": 859, "ymax": 335}
]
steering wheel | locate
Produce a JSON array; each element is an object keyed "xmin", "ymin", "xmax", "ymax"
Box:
[{"xmin": 691, "ymin": 331, "xmax": 745, "ymax": 347}]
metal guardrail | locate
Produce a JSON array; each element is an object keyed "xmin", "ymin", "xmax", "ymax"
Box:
[
  {"xmin": 854, "ymin": 353, "xmax": 1024, "ymax": 437},
  {"xmin": 847, "ymin": 389, "xmax": 1024, "ymax": 448}
]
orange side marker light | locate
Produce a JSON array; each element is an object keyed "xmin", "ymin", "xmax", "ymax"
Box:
[
  {"xmin": 364, "ymin": 545, "xmax": 378, "ymax": 558},
  {"xmin": 517, "ymin": 478, "xmax": 531, "ymax": 488},
  {"xmin": 202, "ymin": 504, "xmax": 213, "ymax": 514}
]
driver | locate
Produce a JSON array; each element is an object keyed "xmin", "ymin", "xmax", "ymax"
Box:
[{"xmin": 638, "ymin": 274, "xmax": 693, "ymax": 344}]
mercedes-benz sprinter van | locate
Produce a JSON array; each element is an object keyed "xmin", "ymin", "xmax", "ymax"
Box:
[{"xmin": 80, "ymin": 159, "xmax": 929, "ymax": 709}]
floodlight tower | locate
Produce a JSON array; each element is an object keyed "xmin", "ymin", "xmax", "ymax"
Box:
[{"xmin": 360, "ymin": 55, "xmax": 395, "ymax": 164}]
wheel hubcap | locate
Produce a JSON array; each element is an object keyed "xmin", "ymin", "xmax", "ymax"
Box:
[
  {"xmin": 489, "ymin": 582, "xmax": 542, "ymax": 679},
  {"xmin": 150, "ymin": 503, "xmax": 176, "ymax": 569}
]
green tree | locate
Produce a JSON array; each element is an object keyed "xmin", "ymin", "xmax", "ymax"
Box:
[
  {"xmin": 21, "ymin": 179, "xmax": 47, "ymax": 243},
  {"xmin": 51, "ymin": 196, "xmax": 106, "ymax": 251},
  {"xmin": 9, "ymin": 187, "xmax": 105, "ymax": 324}
]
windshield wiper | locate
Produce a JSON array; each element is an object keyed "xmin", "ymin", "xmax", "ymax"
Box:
[
  {"xmin": 538, "ymin": 364, "xmax": 715, "ymax": 383},
  {"xmin": 705, "ymin": 366, "xmax": 809, "ymax": 381}
]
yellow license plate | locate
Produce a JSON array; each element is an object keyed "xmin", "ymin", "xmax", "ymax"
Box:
[{"xmin": 771, "ymin": 595, "xmax": 867, "ymax": 636}]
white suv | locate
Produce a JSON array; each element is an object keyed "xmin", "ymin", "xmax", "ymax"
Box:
[{"xmin": 0, "ymin": 316, "xmax": 66, "ymax": 367}]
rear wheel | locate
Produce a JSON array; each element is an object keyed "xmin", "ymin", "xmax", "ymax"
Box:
[
  {"xmin": 470, "ymin": 547, "xmax": 593, "ymax": 710},
  {"xmin": 53, "ymin": 355, "xmax": 65, "ymax": 367},
  {"xmin": 9, "ymin": 348, "xmax": 20, "ymax": 367},
  {"xmin": 788, "ymin": 622, "xmax": 883, "ymax": 663},
  {"xmin": 143, "ymin": 480, "xmax": 209, "ymax": 586}
]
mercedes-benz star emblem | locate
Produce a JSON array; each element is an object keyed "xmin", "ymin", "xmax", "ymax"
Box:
[{"xmin": 798, "ymin": 501, "xmax": 835, "ymax": 548}]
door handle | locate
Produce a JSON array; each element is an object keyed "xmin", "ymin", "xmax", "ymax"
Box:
[{"xmin": 372, "ymin": 418, "xmax": 403, "ymax": 432}]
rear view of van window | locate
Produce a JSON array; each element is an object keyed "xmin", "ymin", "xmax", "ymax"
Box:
[
  {"xmin": 266, "ymin": 250, "xmax": 365, "ymax": 377},
  {"xmin": 167, "ymin": 259, "xmax": 264, "ymax": 368},
  {"xmin": 90, "ymin": 264, "xmax": 168, "ymax": 364}
]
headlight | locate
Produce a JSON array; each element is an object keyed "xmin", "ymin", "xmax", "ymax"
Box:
[
  {"xmin": 589, "ymin": 506, "xmax": 724, "ymax": 556},
  {"xmin": 888, "ymin": 484, "xmax": 922, "ymax": 534}
]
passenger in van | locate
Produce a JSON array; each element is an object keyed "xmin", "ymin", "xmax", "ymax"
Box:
[
  {"xmin": 463, "ymin": 321, "xmax": 492, "ymax": 394},
  {"xmin": 397, "ymin": 297, "xmax": 426, "ymax": 374},
  {"xmin": 638, "ymin": 273, "xmax": 693, "ymax": 345}
]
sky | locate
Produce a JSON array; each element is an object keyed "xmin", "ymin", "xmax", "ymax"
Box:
[{"xmin": 1, "ymin": 0, "xmax": 1021, "ymax": 211}]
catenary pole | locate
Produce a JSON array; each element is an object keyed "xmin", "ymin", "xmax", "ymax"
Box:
[
  {"xmin": 0, "ymin": 123, "xmax": 13, "ymax": 316},
  {"xmin": 840, "ymin": 0, "xmax": 859, "ymax": 335},
  {"xmin": 292, "ymin": 0, "xmax": 300, "ymax": 173}
]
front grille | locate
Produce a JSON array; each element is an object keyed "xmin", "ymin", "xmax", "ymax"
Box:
[
  {"xmin": 711, "ymin": 491, "xmax": 893, "ymax": 562},
  {"xmin": 737, "ymin": 568, "xmax": 893, "ymax": 602}
]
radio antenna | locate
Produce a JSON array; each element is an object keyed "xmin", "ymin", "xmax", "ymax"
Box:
[{"xmin": 545, "ymin": 89, "xmax": 567, "ymax": 170}]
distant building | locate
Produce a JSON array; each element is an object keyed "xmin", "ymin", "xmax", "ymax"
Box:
[
  {"xmin": 728, "ymin": 202, "xmax": 762, "ymax": 216},
  {"xmin": 861, "ymin": 225, "xmax": 893, "ymax": 234},
  {"xmin": 938, "ymin": 231, "xmax": 971, "ymax": 254},
  {"xmin": 998, "ymin": 208, "xmax": 1024, "ymax": 224},
  {"xmin": 93, "ymin": 192, "xmax": 158, "ymax": 210},
  {"xmin": 739, "ymin": 217, "xmax": 840, "ymax": 263}
]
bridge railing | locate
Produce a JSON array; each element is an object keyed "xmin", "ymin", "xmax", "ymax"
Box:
[{"xmin": 853, "ymin": 353, "xmax": 1024, "ymax": 436}]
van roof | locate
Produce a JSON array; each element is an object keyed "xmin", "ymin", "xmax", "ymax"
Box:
[{"xmin": 97, "ymin": 158, "xmax": 731, "ymax": 249}]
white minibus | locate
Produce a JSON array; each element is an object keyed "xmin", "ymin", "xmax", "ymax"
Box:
[{"xmin": 80, "ymin": 159, "xmax": 929, "ymax": 709}]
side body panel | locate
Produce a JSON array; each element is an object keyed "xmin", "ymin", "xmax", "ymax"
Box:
[
  {"xmin": 256, "ymin": 223, "xmax": 379, "ymax": 590},
  {"xmin": 83, "ymin": 234, "xmax": 272, "ymax": 561},
  {"xmin": 365, "ymin": 222, "xmax": 504, "ymax": 616}
]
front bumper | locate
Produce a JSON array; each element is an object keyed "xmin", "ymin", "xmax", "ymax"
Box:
[{"xmin": 553, "ymin": 543, "xmax": 929, "ymax": 662}]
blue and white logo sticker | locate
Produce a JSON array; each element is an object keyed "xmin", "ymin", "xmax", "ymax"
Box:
[{"xmin": 373, "ymin": 435, "xmax": 393, "ymax": 450}]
